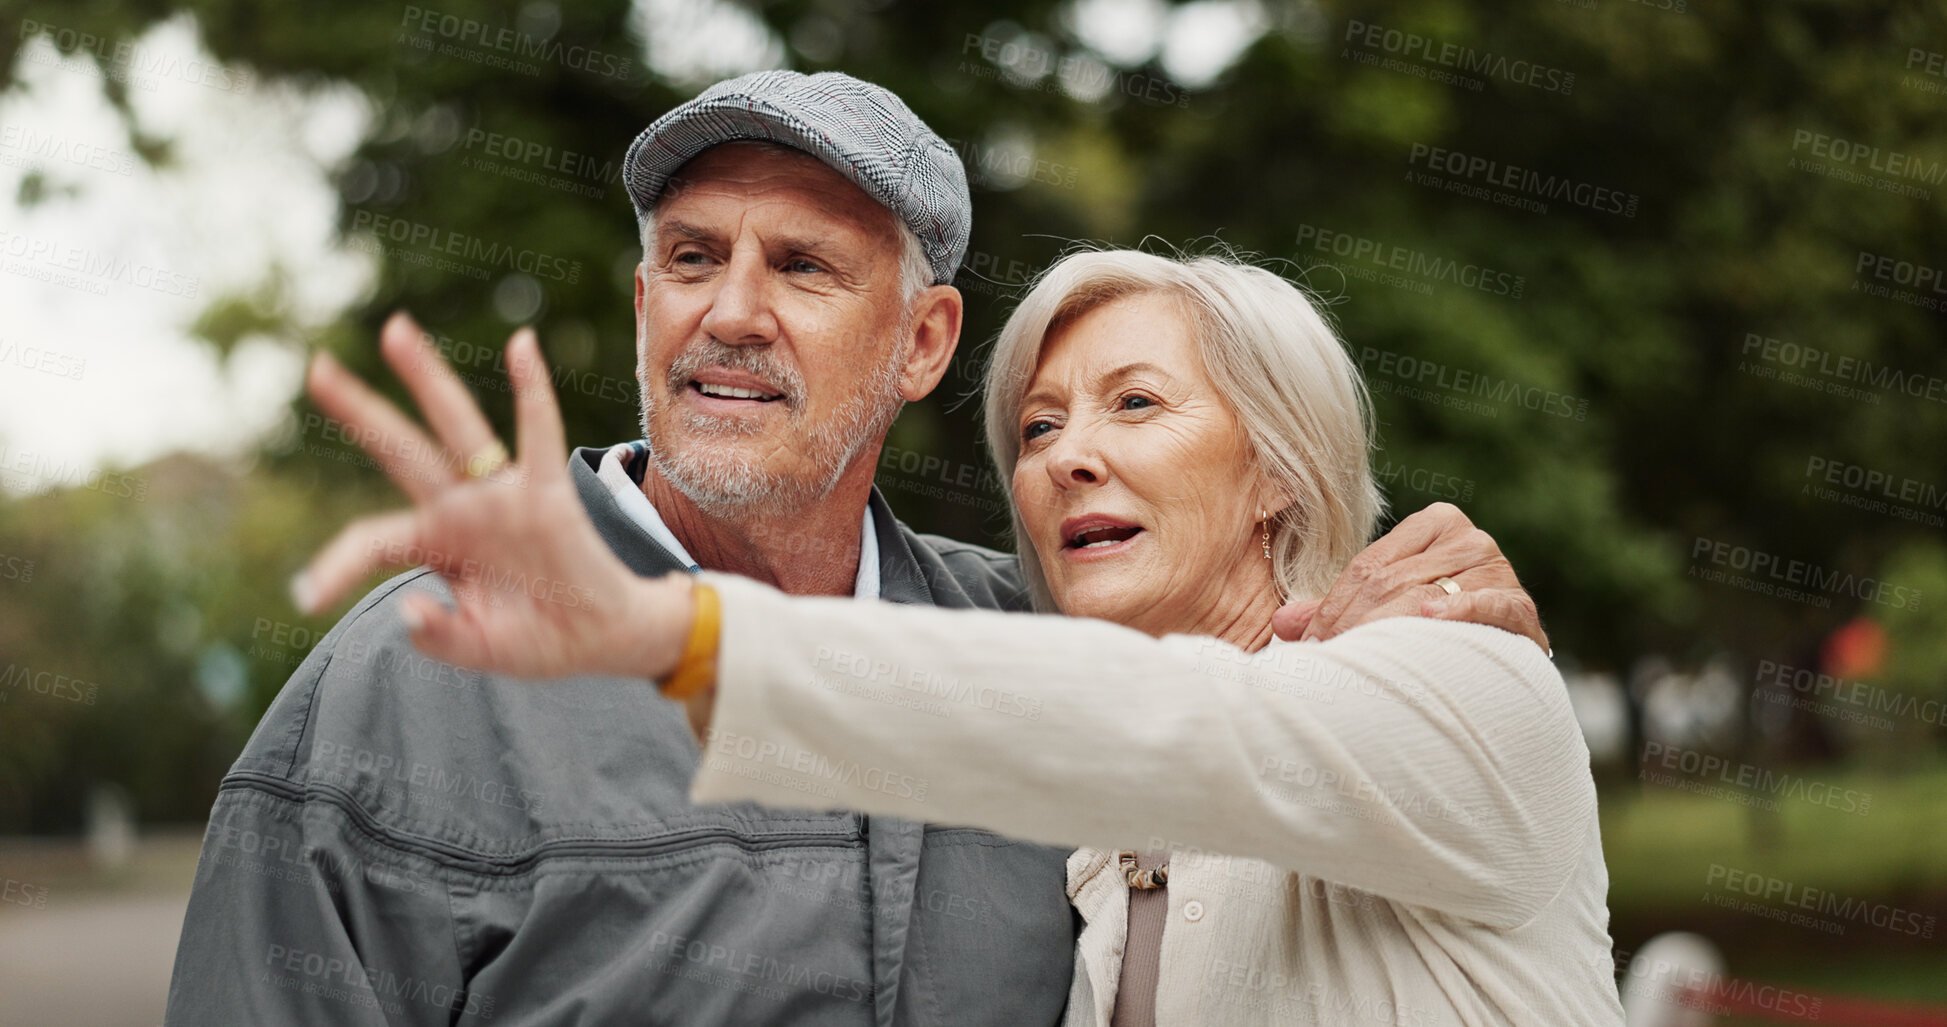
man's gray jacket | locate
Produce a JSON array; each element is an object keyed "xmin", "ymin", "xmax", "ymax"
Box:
[{"xmin": 163, "ymin": 445, "xmax": 1076, "ymax": 1025}]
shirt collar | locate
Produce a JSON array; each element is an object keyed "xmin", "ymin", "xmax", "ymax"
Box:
[{"xmin": 596, "ymin": 442, "xmax": 879, "ymax": 599}]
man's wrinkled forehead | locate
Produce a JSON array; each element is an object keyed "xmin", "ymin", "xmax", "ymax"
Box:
[{"xmin": 656, "ymin": 142, "xmax": 902, "ymax": 246}]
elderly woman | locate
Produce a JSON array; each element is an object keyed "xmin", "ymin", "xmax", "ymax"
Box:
[{"xmin": 302, "ymin": 250, "xmax": 1621, "ymax": 1025}]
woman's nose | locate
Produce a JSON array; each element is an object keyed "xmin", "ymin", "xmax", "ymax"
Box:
[{"xmin": 1045, "ymin": 428, "xmax": 1107, "ymax": 489}]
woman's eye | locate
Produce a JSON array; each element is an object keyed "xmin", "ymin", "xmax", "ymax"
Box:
[
  {"xmin": 1121, "ymin": 394, "xmax": 1154, "ymax": 411},
  {"xmin": 1023, "ymin": 420, "xmax": 1054, "ymax": 442}
]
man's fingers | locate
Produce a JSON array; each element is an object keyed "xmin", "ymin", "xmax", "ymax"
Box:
[
  {"xmin": 291, "ymin": 510, "xmax": 421, "ymax": 615},
  {"xmin": 507, "ymin": 327, "xmax": 568, "ymax": 471},
  {"xmin": 399, "ymin": 592, "xmax": 494, "ymax": 671},
  {"xmin": 1423, "ymin": 589, "xmax": 1550, "ymax": 653},
  {"xmin": 1272, "ymin": 599, "xmax": 1320, "ymax": 642},
  {"xmin": 1306, "ymin": 508, "xmax": 1501, "ymax": 640},
  {"xmin": 379, "ymin": 311, "xmax": 501, "ymax": 469},
  {"xmin": 1305, "ymin": 503, "xmax": 1468, "ymax": 639},
  {"xmin": 306, "ymin": 352, "xmax": 453, "ymax": 502}
]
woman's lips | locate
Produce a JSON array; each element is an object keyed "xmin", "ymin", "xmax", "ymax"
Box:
[{"xmin": 1060, "ymin": 524, "xmax": 1145, "ymax": 562}]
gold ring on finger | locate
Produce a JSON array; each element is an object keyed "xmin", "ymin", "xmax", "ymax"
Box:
[
  {"xmin": 464, "ymin": 440, "xmax": 511, "ymax": 479},
  {"xmin": 1433, "ymin": 576, "xmax": 1461, "ymax": 596}
]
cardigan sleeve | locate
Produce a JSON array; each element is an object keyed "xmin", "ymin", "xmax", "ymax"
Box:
[{"xmin": 687, "ymin": 573, "xmax": 1594, "ymax": 929}]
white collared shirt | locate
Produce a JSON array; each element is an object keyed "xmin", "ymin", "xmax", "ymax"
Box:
[{"xmin": 595, "ymin": 442, "xmax": 880, "ymax": 599}]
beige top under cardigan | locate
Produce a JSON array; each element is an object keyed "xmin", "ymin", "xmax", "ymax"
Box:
[{"xmin": 689, "ymin": 573, "xmax": 1625, "ymax": 1026}]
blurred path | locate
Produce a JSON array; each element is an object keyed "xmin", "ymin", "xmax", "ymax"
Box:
[
  {"xmin": 0, "ymin": 890, "xmax": 188, "ymax": 1027},
  {"xmin": 0, "ymin": 831, "xmax": 200, "ymax": 1027}
]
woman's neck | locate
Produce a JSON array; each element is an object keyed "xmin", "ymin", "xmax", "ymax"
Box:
[
  {"xmin": 1179, "ymin": 586, "xmax": 1282, "ymax": 654},
  {"xmin": 1118, "ymin": 557, "xmax": 1286, "ymax": 654}
]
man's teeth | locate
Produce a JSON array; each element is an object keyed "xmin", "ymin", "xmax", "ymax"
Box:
[{"xmin": 697, "ymin": 383, "xmax": 775, "ymax": 400}]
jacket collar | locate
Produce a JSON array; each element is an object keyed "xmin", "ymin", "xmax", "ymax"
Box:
[{"xmin": 569, "ymin": 445, "xmax": 935, "ymax": 607}]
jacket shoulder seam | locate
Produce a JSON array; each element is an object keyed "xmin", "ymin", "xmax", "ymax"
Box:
[{"xmin": 254, "ymin": 569, "xmax": 441, "ymax": 780}]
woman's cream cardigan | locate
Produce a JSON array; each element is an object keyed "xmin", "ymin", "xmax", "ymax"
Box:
[{"xmin": 689, "ymin": 573, "xmax": 1625, "ymax": 1026}]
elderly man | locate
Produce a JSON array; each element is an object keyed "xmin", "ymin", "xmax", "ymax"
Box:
[{"xmin": 164, "ymin": 71, "xmax": 1548, "ymax": 1024}]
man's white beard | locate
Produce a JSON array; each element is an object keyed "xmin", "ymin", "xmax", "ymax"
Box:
[{"xmin": 638, "ymin": 336, "xmax": 908, "ymax": 517}]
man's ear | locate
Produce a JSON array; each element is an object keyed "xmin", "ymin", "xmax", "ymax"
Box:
[
  {"xmin": 634, "ymin": 262, "xmax": 649, "ymax": 349},
  {"xmin": 898, "ymin": 284, "xmax": 964, "ymax": 402}
]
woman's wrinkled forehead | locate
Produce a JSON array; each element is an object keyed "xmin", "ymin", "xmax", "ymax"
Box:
[{"xmin": 1022, "ymin": 290, "xmax": 1205, "ymax": 397}]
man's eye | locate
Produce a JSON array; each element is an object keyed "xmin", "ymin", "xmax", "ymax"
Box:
[
  {"xmin": 785, "ymin": 258, "xmax": 825, "ymax": 274},
  {"xmin": 1022, "ymin": 420, "xmax": 1054, "ymax": 442},
  {"xmin": 672, "ymin": 251, "xmax": 710, "ymax": 266}
]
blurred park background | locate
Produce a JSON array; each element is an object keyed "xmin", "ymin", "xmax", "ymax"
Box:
[{"xmin": 1, "ymin": 0, "xmax": 1944, "ymax": 1022}]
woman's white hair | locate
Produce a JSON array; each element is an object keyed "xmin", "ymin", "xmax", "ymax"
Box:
[{"xmin": 982, "ymin": 247, "xmax": 1387, "ymax": 612}]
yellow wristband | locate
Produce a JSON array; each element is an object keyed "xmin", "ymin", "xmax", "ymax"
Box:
[{"xmin": 662, "ymin": 581, "xmax": 720, "ymax": 702}]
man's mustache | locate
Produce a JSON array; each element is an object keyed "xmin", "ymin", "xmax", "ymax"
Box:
[{"xmin": 664, "ymin": 340, "xmax": 806, "ymax": 413}]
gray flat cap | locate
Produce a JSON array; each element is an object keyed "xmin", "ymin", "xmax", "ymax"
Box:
[{"xmin": 623, "ymin": 70, "xmax": 971, "ymax": 285}]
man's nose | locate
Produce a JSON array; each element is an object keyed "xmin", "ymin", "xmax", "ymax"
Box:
[{"xmin": 699, "ymin": 249, "xmax": 779, "ymax": 346}]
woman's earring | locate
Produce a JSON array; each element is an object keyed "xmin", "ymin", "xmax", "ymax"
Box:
[{"xmin": 1259, "ymin": 511, "xmax": 1272, "ymax": 560}]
